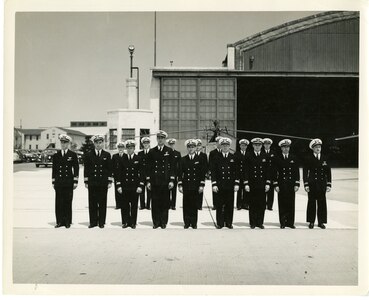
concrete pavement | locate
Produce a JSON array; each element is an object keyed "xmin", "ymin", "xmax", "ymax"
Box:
[{"xmin": 11, "ymin": 165, "xmax": 358, "ymax": 287}]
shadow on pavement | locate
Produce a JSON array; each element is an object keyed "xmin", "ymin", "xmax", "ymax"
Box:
[
  {"xmin": 264, "ymin": 222, "xmax": 280, "ymax": 227},
  {"xmin": 111, "ymin": 222, "xmax": 122, "ymax": 227},
  {"xmin": 78, "ymin": 222, "xmax": 90, "ymax": 227},
  {"xmin": 233, "ymin": 222, "xmax": 249, "ymax": 227},
  {"xmin": 138, "ymin": 221, "xmax": 152, "ymax": 227},
  {"xmin": 47, "ymin": 222, "xmax": 56, "ymax": 227},
  {"xmin": 170, "ymin": 222, "xmax": 183, "ymax": 227},
  {"xmin": 201, "ymin": 222, "xmax": 216, "ymax": 228}
]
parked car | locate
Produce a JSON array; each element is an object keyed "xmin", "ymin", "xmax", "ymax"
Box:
[
  {"xmin": 35, "ymin": 148, "xmax": 59, "ymax": 168},
  {"xmin": 13, "ymin": 151, "xmax": 23, "ymax": 163},
  {"xmin": 74, "ymin": 150, "xmax": 84, "ymax": 164}
]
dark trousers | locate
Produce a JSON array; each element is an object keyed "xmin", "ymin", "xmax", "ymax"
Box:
[
  {"xmin": 216, "ymin": 189, "xmax": 234, "ymax": 227},
  {"xmin": 236, "ymin": 183, "xmax": 248, "ymax": 209},
  {"xmin": 249, "ymin": 188, "xmax": 266, "ymax": 227},
  {"xmin": 212, "ymin": 191, "xmax": 218, "ymax": 209},
  {"xmin": 278, "ymin": 186, "xmax": 296, "ymax": 226},
  {"xmin": 170, "ymin": 180, "xmax": 178, "ymax": 208},
  {"xmin": 183, "ymin": 189, "xmax": 198, "ymax": 227},
  {"xmin": 139, "ymin": 185, "xmax": 151, "ymax": 209},
  {"xmin": 114, "ymin": 183, "xmax": 122, "ymax": 209},
  {"xmin": 55, "ymin": 186, "xmax": 73, "ymax": 225},
  {"xmin": 266, "ymin": 188, "xmax": 275, "ymax": 209},
  {"xmin": 197, "ymin": 192, "xmax": 204, "ymax": 209},
  {"xmin": 307, "ymin": 187, "xmax": 327, "ymax": 224},
  {"xmin": 88, "ymin": 186, "xmax": 108, "ymax": 226},
  {"xmin": 121, "ymin": 190, "xmax": 139, "ymax": 226},
  {"xmin": 151, "ymin": 186, "xmax": 170, "ymax": 227}
]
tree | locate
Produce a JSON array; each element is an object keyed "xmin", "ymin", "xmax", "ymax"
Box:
[{"xmin": 80, "ymin": 136, "xmax": 94, "ymax": 154}]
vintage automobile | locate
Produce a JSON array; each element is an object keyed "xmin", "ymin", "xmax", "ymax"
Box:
[
  {"xmin": 35, "ymin": 148, "xmax": 59, "ymax": 168},
  {"xmin": 13, "ymin": 151, "xmax": 23, "ymax": 163},
  {"xmin": 74, "ymin": 150, "xmax": 84, "ymax": 164}
]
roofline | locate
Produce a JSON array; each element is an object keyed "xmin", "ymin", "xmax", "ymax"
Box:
[
  {"xmin": 228, "ymin": 11, "xmax": 359, "ymax": 52},
  {"xmin": 152, "ymin": 69, "xmax": 358, "ymax": 78}
]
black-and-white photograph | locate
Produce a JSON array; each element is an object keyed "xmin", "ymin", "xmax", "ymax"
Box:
[{"xmin": 3, "ymin": 0, "xmax": 368, "ymax": 296}]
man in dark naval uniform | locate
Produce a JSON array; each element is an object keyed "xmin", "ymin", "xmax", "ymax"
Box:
[
  {"xmin": 244, "ymin": 137, "xmax": 271, "ymax": 229},
  {"xmin": 208, "ymin": 136, "xmax": 222, "ymax": 210},
  {"xmin": 211, "ymin": 137, "xmax": 240, "ymax": 229},
  {"xmin": 303, "ymin": 138, "xmax": 332, "ymax": 229},
  {"xmin": 167, "ymin": 138, "xmax": 181, "ymax": 210},
  {"xmin": 84, "ymin": 135, "xmax": 113, "ymax": 228},
  {"xmin": 195, "ymin": 139, "xmax": 208, "ymax": 210},
  {"xmin": 52, "ymin": 134, "xmax": 79, "ymax": 228},
  {"xmin": 112, "ymin": 142, "xmax": 125, "ymax": 209},
  {"xmin": 138, "ymin": 137, "xmax": 152, "ymax": 210},
  {"xmin": 234, "ymin": 139, "xmax": 249, "ymax": 210},
  {"xmin": 116, "ymin": 139, "xmax": 144, "ymax": 229},
  {"xmin": 273, "ymin": 139, "xmax": 300, "ymax": 229},
  {"xmin": 146, "ymin": 130, "xmax": 175, "ymax": 229},
  {"xmin": 263, "ymin": 138, "xmax": 276, "ymax": 211},
  {"xmin": 178, "ymin": 139, "xmax": 206, "ymax": 229}
]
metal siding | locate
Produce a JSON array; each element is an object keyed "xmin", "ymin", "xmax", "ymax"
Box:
[{"xmin": 242, "ymin": 19, "xmax": 359, "ymax": 73}]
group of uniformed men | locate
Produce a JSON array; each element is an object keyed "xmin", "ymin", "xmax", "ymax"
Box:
[{"xmin": 52, "ymin": 131, "xmax": 332, "ymax": 230}]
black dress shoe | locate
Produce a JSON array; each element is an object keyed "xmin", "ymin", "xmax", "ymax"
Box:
[
  {"xmin": 184, "ymin": 224, "xmax": 190, "ymax": 229},
  {"xmin": 139, "ymin": 207, "xmax": 145, "ymax": 210},
  {"xmin": 280, "ymin": 225, "xmax": 285, "ymax": 229},
  {"xmin": 122, "ymin": 224, "xmax": 129, "ymax": 228},
  {"xmin": 161, "ymin": 224, "xmax": 166, "ymax": 229},
  {"xmin": 318, "ymin": 223, "xmax": 326, "ymax": 229},
  {"xmin": 192, "ymin": 225, "xmax": 197, "ymax": 229},
  {"xmin": 267, "ymin": 208, "xmax": 273, "ymax": 211},
  {"xmin": 131, "ymin": 224, "xmax": 136, "ymax": 229},
  {"xmin": 288, "ymin": 225, "xmax": 296, "ymax": 229},
  {"xmin": 259, "ymin": 225, "xmax": 265, "ymax": 229},
  {"xmin": 212, "ymin": 207, "xmax": 216, "ymax": 210},
  {"xmin": 153, "ymin": 225, "xmax": 159, "ymax": 229},
  {"xmin": 198, "ymin": 207, "xmax": 202, "ymax": 210},
  {"xmin": 245, "ymin": 206, "xmax": 249, "ymax": 210},
  {"xmin": 216, "ymin": 225, "xmax": 222, "ymax": 229},
  {"xmin": 88, "ymin": 224, "xmax": 97, "ymax": 228},
  {"xmin": 237, "ymin": 207, "xmax": 242, "ymax": 210},
  {"xmin": 171, "ymin": 207, "xmax": 176, "ymax": 210},
  {"xmin": 65, "ymin": 224, "xmax": 70, "ymax": 228},
  {"xmin": 99, "ymin": 225, "xmax": 104, "ymax": 228},
  {"xmin": 55, "ymin": 224, "xmax": 62, "ymax": 228},
  {"xmin": 146, "ymin": 207, "xmax": 151, "ymax": 210},
  {"xmin": 250, "ymin": 225, "xmax": 256, "ymax": 229},
  {"xmin": 226, "ymin": 224, "xmax": 233, "ymax": 229},
  {"xmin": 308, "ymin": 223, "xmax": 314, "ymax": 229}
]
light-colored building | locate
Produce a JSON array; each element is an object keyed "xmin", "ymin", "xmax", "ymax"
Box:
[{"xmin": 14, "ymin": 127, "xmax": 86, "ymax": 150}]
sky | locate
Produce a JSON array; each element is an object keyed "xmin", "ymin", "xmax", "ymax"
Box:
[{"xmin": 14, "ymin": 11, "xmax": 318, "ymax": 128}]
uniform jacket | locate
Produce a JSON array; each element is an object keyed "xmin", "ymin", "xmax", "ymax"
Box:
[
  {"xmin": 210, "ymin": 152, "xmax": 240, "ymax": 190},
  {"xmin": 273, "ymin": 153, "xmax": 300, "ymax": 188},
  {"xmin": 263, "ymin": 149, "xmax": 277, "ymax": 180},
  {"xmin": 303, "ymin": 153, "xmax": 332, "ymax": 190},
  {"xmin": 196, "ymin": 151, "xmax": 209, "ymax": 174},
  {"xmin": 83, "ymin": 150, "xmax": 113, "ymax": 187},
  {"xmin": 244, "ymin": 152, "xmax": 271, "ymax": 189},
  {"xmin": 116, "ymin": 153, "xmax": 145, "ymax": 191},
  {"xmin": 146, "ymin": 145, "xmax": 175, "ymax": 187},
  {"xmin": 178, "ymin": 154, "xmax": 206, "ymax": 190},
  {"xmin": 112, "ymin": 152, "xmax": 125, "ymax": 185},
  {"xmin": 137, "ymin": 149, "xmax": 150, "ymax": 182},
  {"xmin": 52, "ymin": 150, "xmax": 79, "ymax": 187},
  {"xmin": 234, "ymin": 150, "xmax": 248, "ymax": 185},
  {"xmin": 172, "ymin": 149, "xmax": 182, "ymax": 178},
  {"xmin": 208, "ymin": 148, "xmax": 222, "ymax": 179}
]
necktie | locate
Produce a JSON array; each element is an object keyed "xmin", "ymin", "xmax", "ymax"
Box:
[{"xmin": 98, "ymin": 151, "xmax": 101, "ymax": 157}]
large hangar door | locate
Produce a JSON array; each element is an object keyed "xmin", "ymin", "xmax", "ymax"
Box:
[{"xmin": 236, "ymin": 77, "xmax": 358, "ymax": 166}]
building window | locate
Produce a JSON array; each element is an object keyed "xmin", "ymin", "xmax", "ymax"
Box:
[
  {"xmin": 29, "ymin": 145, "xmax": 31, "ymax": 150},
  {"xmin": 36, "ymin": 145, "xmax": 38, "ymax": 150},
  {"xmin": 109, "ymin": 129, "xmax": 117, "ymax": 150},
  {"xmin": 161, "ymin": 78, "xmax": 236, "ymax": 141},
  {"xmin": 122, "ymin": 128, "xmax": 135, "ymax": 141},
  {"xmin": 36, "ymin": 135, "xmax": 39, "ymax": 141},
  {"xmin": 46, "ymin": 134, "xmax": 49, "ymax": 139},
  {"xmin": 30, "ymin": 135, "xmax": 32, "ymax": 141}
]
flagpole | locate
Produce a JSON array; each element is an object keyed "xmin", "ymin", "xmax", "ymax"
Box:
[{"xmin": 154, "ymin": 11, "xmax": 157, "ymax": 67}]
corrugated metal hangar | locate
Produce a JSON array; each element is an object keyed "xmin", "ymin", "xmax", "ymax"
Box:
[{"xmin": 151, "ymin": 11, "xmax": 359, "ymax": 166}]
